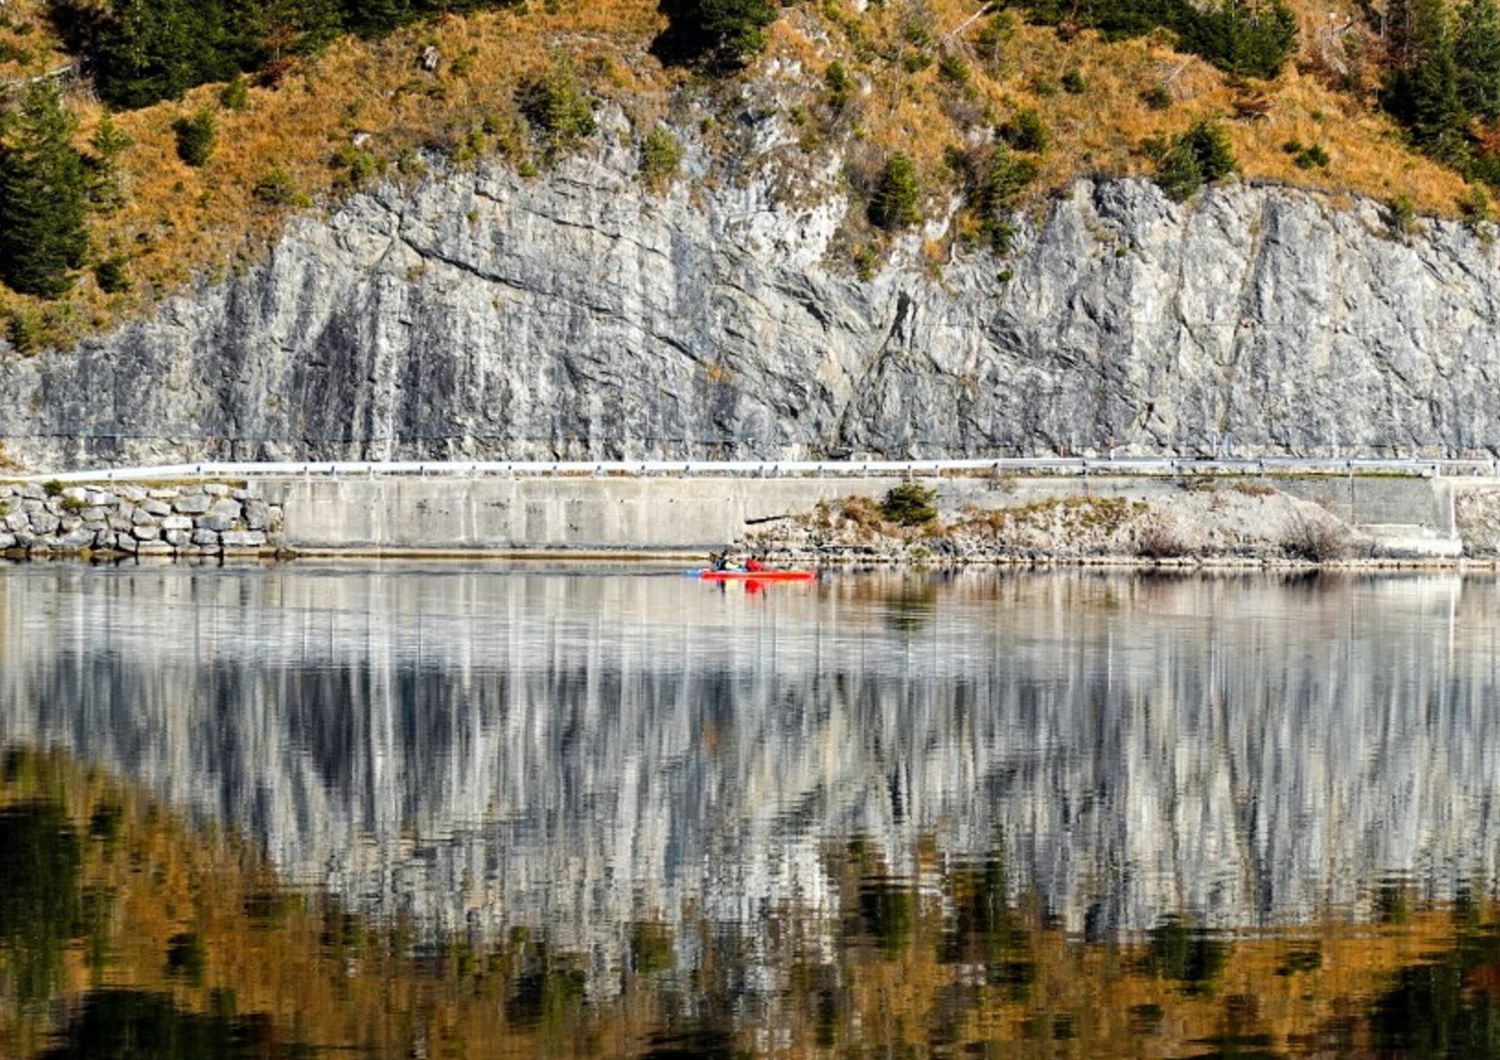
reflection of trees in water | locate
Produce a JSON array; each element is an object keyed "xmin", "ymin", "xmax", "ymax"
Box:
[
  {"xmin": 8, "ymin": 748, "xmax": 1500, "ymax": 1057},
  {"xmin": 1370, "ymin": 922, "xmax": 1500, "ymax": 1056},
  {"xmin": 0, "ymin": 799, "xmax": 83, "ymax": 1006},
  {"xmin": 878, "ymin": 576, "xmax": 941, "ymax": 634},
  {"xmin": 37, "ymin": 990, "xmax": 302, "ymax": 1060}
]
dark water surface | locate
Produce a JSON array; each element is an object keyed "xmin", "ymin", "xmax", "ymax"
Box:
[{"xmin": 3, "ymin": 565, "xmax": 1500, "ymax": 1056}]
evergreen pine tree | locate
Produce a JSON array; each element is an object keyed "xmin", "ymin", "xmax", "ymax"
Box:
[
  {"xmin": 0, "ymin": 84, "xmax": 91, "ymax": 298},
  {"xmin": 1385, "ymin": 0, "xmax": 1417, "ymax": 68},
  {"xmin": 85, "ymin": 114, "xmax": 133, "ymax": 213},
  {"xmin": 1457, "ymin": 0, "xmax": 1500, "ymax": 120},
  {"xmin": 1407, "ymin": 0, "xmax": 1468, "ymax": 157},
  {"xmin": 654, "ymin": 0, "xmax": 779, "ymax": 69},
  {"xmin": 275, "ymin": 0, "xmax": 345, "ymax": 56},
  {"xmin": 341, "ymin": 0, "xmax": 414, "ymax": 36},
  {"xmin": 869, "ymin": 153, "xmax": 923, "ymax": 230},
  {"xmin": 172, "ymin": 108, "xmax": 218, "ymax": 167},
  {"xmin": 1153, "ymin": 120, "xmax": 1236, "ymax": 201},
  {"xmin": 92, "ymin": 0, "xmax": 204, "ymax": 107},
  {"xmin": 91, "ymin": 0, "xmax": 249, "ymax": 108}
]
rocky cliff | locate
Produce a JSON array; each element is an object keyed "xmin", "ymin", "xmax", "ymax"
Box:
[{"xmin": 5, "ymin": 113, "xmax": 1500, "ymax": 470}]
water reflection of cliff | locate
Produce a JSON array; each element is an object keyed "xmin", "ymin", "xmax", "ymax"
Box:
[
  {"xmin": 0, "ymin": 566, "xmax": 1495, "ymax": 958},
  {"xmin": 12, "ymin": 748, "xmax": 1498, "ymax": 1059}
]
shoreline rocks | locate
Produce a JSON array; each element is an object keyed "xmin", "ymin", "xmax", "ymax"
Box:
[
  {"xmin": 0, "ymin": 482, "xmax": 282, "ymax": 558},
  {"xmin": 736, "ymin": 488, "xmax": 1436, "ymax": 569}
]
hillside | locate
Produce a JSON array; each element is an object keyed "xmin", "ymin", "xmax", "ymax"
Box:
[{"xmin": 0, "ymin": 0, "xmax": 1483, "ymax": 353}]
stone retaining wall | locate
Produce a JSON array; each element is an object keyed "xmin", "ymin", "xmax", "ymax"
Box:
[{"xmin": 0, "ymin": 482, "xmax": 281, "ymax": 557}]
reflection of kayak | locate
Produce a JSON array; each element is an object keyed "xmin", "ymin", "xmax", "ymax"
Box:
[{"xmin": 697, "ymin": 569, "xmax": 816, "ymax": 582}]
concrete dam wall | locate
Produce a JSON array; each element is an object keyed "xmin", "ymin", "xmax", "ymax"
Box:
[{"xmin": 257, "ymin": 471, "xmax": 1460, "ymax": 555}]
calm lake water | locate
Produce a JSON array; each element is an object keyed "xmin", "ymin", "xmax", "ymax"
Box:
[{"xmin": 3, "ymin": 565, "xmax": 1500, "ymax": 1056}]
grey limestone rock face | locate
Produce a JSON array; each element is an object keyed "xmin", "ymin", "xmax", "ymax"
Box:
[{"xmin": 6, "ymin": 134, "xmax": 1500, "ymax": 466}]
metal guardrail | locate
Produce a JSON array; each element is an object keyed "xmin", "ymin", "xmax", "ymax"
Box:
[{"xmin": 9, "ymin": 457, "xmax": 1500, "ymax": 483}]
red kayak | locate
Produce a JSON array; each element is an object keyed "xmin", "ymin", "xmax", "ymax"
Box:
[{"xmin": 697, "ymin": 569, "xmax": 816, "ymax": 582}]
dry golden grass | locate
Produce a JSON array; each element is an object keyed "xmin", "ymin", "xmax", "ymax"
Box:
[
  {"xmin": 771, "ymin": 0, "xmax": 1466, "ymax": 217},
  {"xmin": 0, "ymin": 0, "xmax": 71, "ymax": 82},
  {"xmin": 0, "ymin": 0, "xmax": 1477, "ymax": 346}
]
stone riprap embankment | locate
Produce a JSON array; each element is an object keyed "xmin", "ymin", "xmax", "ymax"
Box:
[{"xmin": 0, "ymin": 482, "xmax": 281, "ymax": 557}]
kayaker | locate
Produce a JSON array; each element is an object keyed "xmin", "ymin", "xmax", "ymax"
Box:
[
  {"xmin": 745, "ymin": 556, "xmax": 764, "ymax": 572},
  {"xmin": 712, "ymin": 551, "xmax": 731, "ymax": 571}
]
